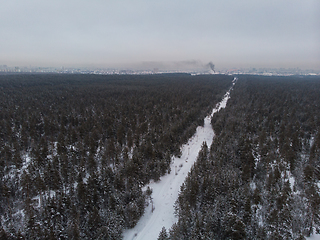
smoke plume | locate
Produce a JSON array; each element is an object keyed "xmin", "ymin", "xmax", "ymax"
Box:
[{"xmin": 207, "ymin": 62, "xmax": 215, "ymax": 72}]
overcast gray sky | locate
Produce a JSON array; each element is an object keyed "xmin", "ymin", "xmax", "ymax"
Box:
[{"xmin": 1, "ymin": 0, "xmax": 319, "ymax": 70}]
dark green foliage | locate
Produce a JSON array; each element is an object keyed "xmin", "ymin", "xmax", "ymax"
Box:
[
  {"xmin": 158, "ymin": 226, "xmax": 169, "ymax": 240},
  {"xmin": 170, "ymin": 75, "xmax": 320, "ymax": 239},
  {"xmin": 0, "ymin": 73, "xmax": 232, "ymax": 238}
]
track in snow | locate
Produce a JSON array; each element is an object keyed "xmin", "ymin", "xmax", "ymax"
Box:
[{"xmin": 122, "ymin": 78, "xmax": 237, "ymax": 240}]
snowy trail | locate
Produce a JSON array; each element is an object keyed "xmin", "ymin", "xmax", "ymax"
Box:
[
  {"xmin": 307, "ymin": 235, "xmax": 320, "ymax": 240},
  {"xmin": 122, "ymin": 78, "xmax": 237, "ymax": 240}
]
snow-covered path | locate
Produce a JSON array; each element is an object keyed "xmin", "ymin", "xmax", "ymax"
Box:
[
  {"xmin": 307, "ymin": 235, "xmax": 320, "ymax": 240},
  {"xmin": 122, "ymin": 79, "xmax": 236, "ymax": 240}
]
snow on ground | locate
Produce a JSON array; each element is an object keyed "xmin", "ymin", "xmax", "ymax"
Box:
[
  {"xmin": 307, "ymin": 234, "xmax": 320, "ymax": 240},
  {"xmin": 122, "ymin": 81, "xmax": 235, "ymax": 240}
]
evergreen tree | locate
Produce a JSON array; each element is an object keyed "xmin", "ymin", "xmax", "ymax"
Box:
[{"xmin": 158, "ymin": 226, "xmax": 169, "ymax": 240}]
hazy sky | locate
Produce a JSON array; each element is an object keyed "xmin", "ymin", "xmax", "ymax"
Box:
[{"xmin": 1, "ymin": 0, "xmax": 319, "ymax": 70}]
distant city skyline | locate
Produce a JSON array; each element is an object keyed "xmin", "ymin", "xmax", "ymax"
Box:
[{"xmin": 1, "ymin": 0, "xmax": 319, "ymax": 70}]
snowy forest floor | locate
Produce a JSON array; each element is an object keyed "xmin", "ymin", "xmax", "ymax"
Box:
[
  {"xmin": 308, "ymin": 235, "xmax": 320, "ymax": 240},
  {"xmin": 122, "ymin": 80, "xmax": 235, "ymax": 240}
]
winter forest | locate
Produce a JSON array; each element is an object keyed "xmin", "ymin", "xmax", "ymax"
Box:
[{"xmin": 0, "ymin": 73, "xmax": 319, "ymax": 239}]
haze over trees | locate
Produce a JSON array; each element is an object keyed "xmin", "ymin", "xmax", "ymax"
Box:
[{"xmin": 0, "ymin": 73, "xmax": 233, "ymax": 239}]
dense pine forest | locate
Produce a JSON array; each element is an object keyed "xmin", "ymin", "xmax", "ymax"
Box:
[
  {"xmin": 0, "ymin": 73, "xmax": 233, "ymax": 239},
  {"xmin": 166, "ymin": 75, "xmax": 320, "ymax": 240}
]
